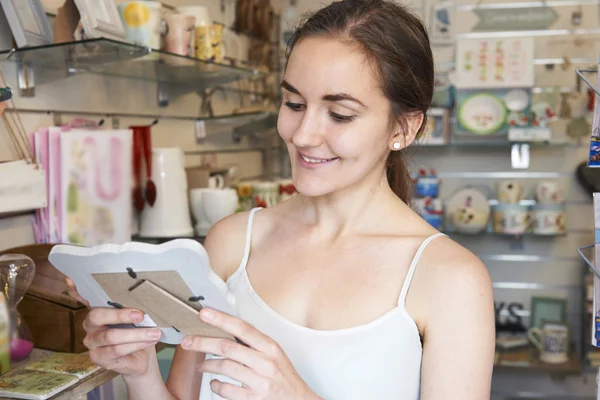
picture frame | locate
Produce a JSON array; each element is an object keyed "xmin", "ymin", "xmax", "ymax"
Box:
[
  {"xmin": 529, "ymin": 296, "xmax": 567, "ymax": 330},
  {"xmin": 420, "ymin": 108, "xmax": 450, "ymax": 146},
  {"xmin": 0, "ymin": 0, "xmax": 53, "ymax": 47},
  {"xmin": 48, "ymin": 239, "xmax": 238, "ymax": 345},
  {"xmin": 73, "ymin": 0, "xmax": 125, "ymax": 40}
]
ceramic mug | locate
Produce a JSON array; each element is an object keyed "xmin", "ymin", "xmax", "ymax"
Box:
[
  {"xmin": 493, "ymin": 203, "xmax": 530, "ymax": 235},
  {"xmin": 162, "ymin": 13, "xmax": 196, "ymax": 63},
  {"xmin": 118, "ymin": 1, "xmax": 163, "ymax": 50},
  {"xmin": 536, "ymin": 181, "xmax": 565, "ymax": 204},
  {"xmin": 528, "ymin": 322, "xmax": 569, "ymax": 364},
  {"xmin": 532, "ymin": 204, "xmax": 566, "ymax": 235},
  {"xmin": 497, "ymin": 180, "xmax": 524, "ymax": 204}
]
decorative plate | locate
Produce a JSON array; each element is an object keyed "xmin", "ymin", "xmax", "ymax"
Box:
[{"xmin": 458, "ymin": 93, "xmax": 507, "ymax": 135}]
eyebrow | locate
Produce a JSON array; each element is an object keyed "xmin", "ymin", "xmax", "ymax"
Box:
[{"xmin": 280, "ymin": 80, "xmax": 366, "ymax": 108}]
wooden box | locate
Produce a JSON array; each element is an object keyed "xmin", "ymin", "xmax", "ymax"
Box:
[{"xmin": 0, "ymin": 244, "xmax": 88, "ymax": 353}]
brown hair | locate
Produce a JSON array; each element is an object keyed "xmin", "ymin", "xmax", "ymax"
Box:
[{"xmin": 285, "ymin": 0, "xmax": 434, "ymax": 203}]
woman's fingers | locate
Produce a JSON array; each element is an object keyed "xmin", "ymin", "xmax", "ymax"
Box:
[
  {"xmin": 89, "ymin": 340, "xmax": 157, "ymax": 366},
  {"xmin": 182, "ymin": 336, "xmax": 273, "ymax": 374},
  {"xmin": 209, "ymin": 379, "xmax": 256, "ymax": 400},
  {"xmin": 197, "ymin": 309, "xmax": 281, "ymax": 355},
  {"xmin": 83, "ymin": 326, "xmax": 162, "ymax": 350},
  {"xmin": 84, "ymin": 308, "xmax": 144, "ymax": 331},
  {"xmin": 65, "ymin": 278, "xmax": 91, "ymax": 308},
  {"xmin": 201, "ymin": 358, "xmax": 265, "ymax": 392}
]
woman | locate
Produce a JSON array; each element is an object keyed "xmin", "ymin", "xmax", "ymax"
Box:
[{"xmin": 68, "ymin": 0, "xmax": 495, "ymax": 398}]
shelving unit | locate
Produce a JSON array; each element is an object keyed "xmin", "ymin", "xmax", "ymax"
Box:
[{"xmin": 0, "ymin": 38, "xmax": 264, "ymax": 108}]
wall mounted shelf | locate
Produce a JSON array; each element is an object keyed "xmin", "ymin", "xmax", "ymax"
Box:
[
  {"xmin": 415, "ymin": 140, "xmax": 574, "ymax": 149},
  {"xmin": 0, "ymin": 38, "xmax": 262, "ymax": 107}
]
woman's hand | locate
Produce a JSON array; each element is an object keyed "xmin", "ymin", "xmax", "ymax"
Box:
[
  {"xmin": 181, "ymin": 309, "xmax": 320, "ymax": 400},
  {"xmin": 65, "ymin": 278, "xmax": 162, "ymax": 377}
]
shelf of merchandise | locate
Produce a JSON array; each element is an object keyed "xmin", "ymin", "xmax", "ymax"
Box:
[
  {"xmin": 0, "ymin": 38, "xmax": 262, "ymax": 89},
  {"xmin": 0, "ymin": 38, "xmax": 265, "ymax": 108},
  {"xmin": 494, "ymin": 347, "xmax": 582, "ymax": 375},
  {"xmin": 415, "ymin": 140, "xmax": 575, "ymax": 149}
]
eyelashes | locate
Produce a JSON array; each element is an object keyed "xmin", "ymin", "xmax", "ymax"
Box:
[{"xmin": 283, "ymin": 101, "xmax": 356, "ymax": 124}]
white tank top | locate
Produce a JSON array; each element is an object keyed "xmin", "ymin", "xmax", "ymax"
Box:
[{"xmin": 199, "ymin": 208, "xmax": 446, "ymax": 400}]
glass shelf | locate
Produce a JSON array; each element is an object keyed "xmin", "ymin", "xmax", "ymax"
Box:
[
  {"xmin": 0, "ymin": 38, "xmax": 261, "ymax": 90},
  {"xmin": 414, "ymin": 140, "xmax": 573, "ymax": 149}
]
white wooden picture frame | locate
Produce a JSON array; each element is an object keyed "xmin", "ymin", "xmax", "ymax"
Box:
[
  {"xmin": 73, "ymin": 0, "xmax": 125, "ymax": 40},
  {"xmin": 48, "ymin": 239, "xmax": 238, "ymax": 345},
  {"xmin": 0, "ymin": 0, "xmax": 53, "ymax": 47}
]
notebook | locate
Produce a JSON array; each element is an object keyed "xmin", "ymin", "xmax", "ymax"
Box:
[{"xmin": 0, "ymin": 352, "xmax": 99, "ymax": 400}]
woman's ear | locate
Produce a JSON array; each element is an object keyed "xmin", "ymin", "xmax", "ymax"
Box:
[{"xmin": 388, "ymin": 113, "xmax": 424, "ymax": 151}]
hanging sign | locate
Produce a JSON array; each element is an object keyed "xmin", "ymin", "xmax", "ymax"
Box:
[{"xmin": 472, "ymin": 7, "xmax": 558, "ymax": 32}]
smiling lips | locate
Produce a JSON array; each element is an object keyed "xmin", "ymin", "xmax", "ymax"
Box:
[{"xmin": 298, "ymin": 152, "xmax": 339, "ymax": 168}]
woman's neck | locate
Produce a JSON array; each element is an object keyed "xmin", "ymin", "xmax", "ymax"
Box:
[{"xmin": 295, "ymin": 171, "xmax": 406, "ymax": 240}]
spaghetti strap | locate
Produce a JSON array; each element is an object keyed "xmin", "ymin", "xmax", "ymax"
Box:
[
  {"xmin": 397, "ymin": 232, "xmax": 446, "ymax": 306},
  {"xmin": 234, "ymin": 207, "xmax": 263, "ymax": 276}
]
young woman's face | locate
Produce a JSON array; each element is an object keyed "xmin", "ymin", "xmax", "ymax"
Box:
[{"xmin": 278, "ymin": 36, "xmax": 396, "ymax": 197}]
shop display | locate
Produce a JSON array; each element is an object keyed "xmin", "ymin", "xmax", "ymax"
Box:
[
  {"xmin": 235, "ymin": 182, "xmax": 254, "ymax": 211},
  {"xmin": 431, "ymin": 72, "xmax": 454, "ymax": 109},
  {"xmin": 61, "ymin": 129, "xmax": 132, "ymax": 246},
  {"xmin": 446, "ymin": 186, "xmax": 490, "ymax": 234},
  {"xmin": 48, "ymin": 239, "xmax": 239, "ymax": 345},
  {"xmin": 195, "ymin": 24, "xmax": 224, "ymax": 63},
  {"xmin": 234, "ymin": 0, "xmax": 275, "ymax": 41},
  {"xmin": 117, "ymin": 1, "xmax": 162, "ymax": 49},
  {"xmin": 138, "ymin": 147, "xmax": 193, "ymax": 239},
  {"xmin": 528, "ymin": 321, "xmax": 569, "ymax": 364},
  {"xmin": 252, "ymin": 181, "xmax": 280, "ymax": 208},
  {"xmin": 278, "ymin": 179, "xmax": 297, "ymax": 202},
  {"xmin": 0, "ymin": 254, "xmax": 34, "ymax": 362},
  {"xmin": 428, "ymin": 0, "xmax": 453, "ymax": 46},
  {"xmin": 28, "ymin": 124, "xmax": 132, "ymax": 246},
  {"xmin": 0, "ymin": 353, "xmax": 101, "ymax": 399},
  {"xmin": 131, "ymin": 123, "xmax": 157, "ymax": 212},
  {"xmin": 531, "ymin": 203, "xmax": 566, "ymax": 235},
  {"xmin": 421, "ymin": 108, "xmax": 450, "ymax": 145},
  {"xmin": 74, "ymin": 0, "xmax": 125, "ymax": 41},
  {"xmin": 190, "ymin": 187, "xmax": 239, "ymax": 237},
  {"xmin": 589, "ymin": 68, "xmax": 600, "ymax": 167},
  {"xmin": 175, "ymin": 5, "xmax": 211, "ymax": 27},
  {"xmin": 529, "ymin": 296, "xmax": 567, "ymax": 330},
  {"xmin": 455, "ymin": 37, "xmax": 535, "ymax": 90},
  {"xmin": 492, "ymin": 203, "xmax": 531, "ymax": 235},
  {"xmin": 497, "ymin": 180, "xmax": 523, "ymax": 204},
  {"xmin": 0, "ymin": 0, "xmax": 53, "ymax": 47},
  {"xmin": 162, "ymin": 14, "xmax": 196, "ymax": 62}
]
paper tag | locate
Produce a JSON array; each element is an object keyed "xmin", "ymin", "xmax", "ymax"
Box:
[{"xmin": 195, "ymin": 120, "xmax": 206, "ymax": 142}]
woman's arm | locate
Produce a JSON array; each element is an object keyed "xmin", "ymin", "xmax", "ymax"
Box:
[
  {"xmin": 417, "ymin": 242, "xmax": 495, "ymax": 400},
  {"xmin": 163, "ymin": 211, "xmax": 252, "ymax": 399}
]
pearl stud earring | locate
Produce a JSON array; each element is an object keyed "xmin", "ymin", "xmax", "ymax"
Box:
[{"xmin": 392, "ymin": 142, "xmax": 401, "ymax": 150}]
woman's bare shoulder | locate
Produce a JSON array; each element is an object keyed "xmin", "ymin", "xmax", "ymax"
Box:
[
  {"xmin": 409, "ymin": 235, "xmax": 493, "ymax": 322},
  {"xmin": 203, "ymin": 210, "xmax": 255, "ymax": 280},
  {"xmin": 202, "ymin": 207, "xmax": 283, "ymax": 280},
  {"xmin": 422, "ymin": 236, "xmax": 491, "ymax": 295}
]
